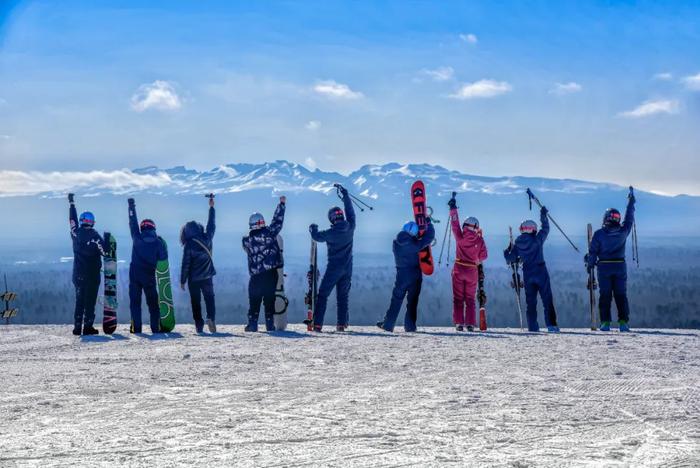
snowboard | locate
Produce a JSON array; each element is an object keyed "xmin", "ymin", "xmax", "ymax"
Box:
[
  {"xmin": 302, "ymin": 239, "xmax": 318, "ymax": 331},
  {"xmin": 586, "ymin": 223, "xmax": 597, "ymax": 331},
  {"xmin": 411, "ymin": 180, "xmax": 434, "ymax": 275},
  {"xmin": 102, "ymin": 232, "xmax": 118, "ymax": 334},
  {"xmin": 273, "ymin": 235, "xmax": 289, "ymax": 331},
  {"xmin": 477, "ymin": 264, "xmax": 487, "ymax": 331},
  {"xmin": 156, "ymin": 237, "xmax": 175, "ymax": 333}
]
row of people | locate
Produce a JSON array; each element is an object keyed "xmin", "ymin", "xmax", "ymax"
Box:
[{"xmin": 67, "ymin": 187, "xmax": 635, "ymax": 335}]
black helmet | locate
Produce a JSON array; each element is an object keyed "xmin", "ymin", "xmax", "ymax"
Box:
[
  {"xmin": 328, "ymin": 206, "xmax": 345, "ymax": 224},
  {"xmin": 603, "ymin": 208, "xmax": 621, "ymax": 226}
]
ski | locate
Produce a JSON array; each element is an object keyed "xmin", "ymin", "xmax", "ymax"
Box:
[
  {"xmin": 508, "ymin": 226, "xmax": 524, "ymax": 331},
  {"xmin": 411, "ymin": 180, "xmax": 434, "ymax": 275},
  {"xmin": 303, "ymin": 239, "xmax": 318, "ymax": 331},
  {"xmin": 273, "ymin": 235, "xmax": 289, "ymax": 331},
  {"xmin": 477, "ymin": 264, "xmax": 487, "ymax": 331},
  {"xmin": 102, "ymin": 232, "xmax": 118, "ymax": 334},
  {"xmin": 586, "ymin": 223, "xmax": 597, "ymax": 330}
]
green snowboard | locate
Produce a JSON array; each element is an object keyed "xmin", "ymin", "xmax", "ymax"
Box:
[{"xmin": 156, "ymin": 237, "xmax": 175, "ymax": 332}]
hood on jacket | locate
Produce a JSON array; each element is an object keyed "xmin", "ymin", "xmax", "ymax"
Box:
[{"xmin": 181, "ymin": 221, "xmax": 204, "ymax": 245}]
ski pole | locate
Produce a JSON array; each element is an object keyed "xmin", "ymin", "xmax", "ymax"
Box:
[
  {"xmin": 526, "ymin": 188, "xmax": 580, "ymax": 253},
  {"xmin": 334, "ymin": 183, "xmax": 374, "ymax": 211},
  {"xmin": 629, "ymin": 186, "xmax": 639, "ymax": 268},
  {"xmin": 438, "ymin": 217, "xmax": 449, "ymax": 265}
]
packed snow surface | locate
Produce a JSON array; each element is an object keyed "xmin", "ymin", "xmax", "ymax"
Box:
[{"xmin": 1, "ymin": 325, "xmax": 698, "ymax": 467}]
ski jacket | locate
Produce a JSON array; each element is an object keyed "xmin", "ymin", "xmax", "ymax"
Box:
[
  {"xmin": 242, "ymin": 202, "xmax": 285, "ymax": 276},
  {"xmin": 504, "ymin": 209, "xmax": 549, "ymax": 273},
  {"xmin": 69, "ymin": 203, "xmax": 107, "ymax": 282},
  {"xmin": 587, "ymin": 197, "xmax": 635, "ymax": 268},
  {"xmin": 311, "ymin": 191, "xmax": 356, "ymax": 271},
  {"xmin": 393, "ymin": 221, "xmax": 435, "ymax": 270},
  {"xmin": 128, "ymin": 202, "xmax": 167, "ymax": 283},
  {"xmin": 450, "ymin": 208, "xmax": 488, "ymax": 267},
  {"xmin": 180, "ymin": 207, "xmax": 216, "ymax": 285}
]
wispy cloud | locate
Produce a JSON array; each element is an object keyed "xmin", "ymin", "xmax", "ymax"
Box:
[
  {"xmin": 130, "ymin": 80, "xmax": 182, "ymax": 112},
  {"xmin": 681, "ymin": 72, "xmax": 700, "ymax": 90},
  {"xmin": 459, "ymin": 33, "xmax": 478, "ymax": 44},
  {"xmin": 549, "ymin": 82, "xmax": 582, "ymax": 95},
  {"xmin": 449, "ymin": 79, "xmax": 512, "ymax": 100},
  {"xmin": 305, "ymin": 120, "xmax": 321, "ymax": 131},
  {"xmin": 618, "ymin": 99, "xmax": 679, "ymax": 118},
  {"xmin": 313, "ymin": 80, "xmax": 363, "ymax": 100},
  {"xmin": 653, "ymin": 72, "xmax": 673, "ymax": 81},
  {"xmin": 420, "ymin": 66, "xmax": 455, "ymax": 82},
  {"xmin": 0, "ymin": 170, "xmax": 173, "ymax": 197}
]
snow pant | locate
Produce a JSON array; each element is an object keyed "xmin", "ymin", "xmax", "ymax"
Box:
[
  {"xmin": 452, "ymin": 263, "xmax": 478, "ymax": 327},
  {"xmin": 129, "ymin": 270, "xmax": 160, "ymax": 333},
  {"xmin": 188, "ymin": 277, "xmax": 215, "ymax": 332},
  {"xmin": 597, "ymin": 262, "xmax": 630, "ymax": 323},
  {"xmin": 73, "ymin": 275, "xmax": 100, "ymax": 328},
  {"xmin": 382, "ymin": 267, "xmax": 422, "ymax": 332},
  {"xmin": 248, "ymin": 269, "xmax": 278, "ymax": 331},
  {"xmin": 313, "ymin": 264, "xmax": 352, "ymax": 329},
  {"xmin": 523, "ymin": 265, "xmax": 557, "ymax": 332}
]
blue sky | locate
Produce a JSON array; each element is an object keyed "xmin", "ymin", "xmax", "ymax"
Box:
[{"xmin": 1, "ymin": 0, "xmax": 699, "ymax": 194}]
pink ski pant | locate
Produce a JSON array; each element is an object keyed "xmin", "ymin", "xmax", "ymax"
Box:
[{"xmin": 452, "ymin": 263, "xmax": 478, "ymax": 326}]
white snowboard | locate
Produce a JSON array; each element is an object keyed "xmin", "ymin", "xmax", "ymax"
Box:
[{"xmin": 273, "ymin": 235, "xmax": 289, "ymax": 331}]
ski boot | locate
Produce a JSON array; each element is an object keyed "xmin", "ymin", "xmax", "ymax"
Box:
[
  {"xmin": 599, "ymin": 321, "xmax": 611, "ymax": 332},
  {"xmin": 376, "ymin": 321, "xmax": 392, "ymax": 332},
  {"xmin": 618, "ymin": 320, "xmax": 630, "ymax": 333},
  {"xmin": 455, "ymin": 325, "xmax": 464, "ymax": 332},
  {"xmin": 313, "ymin": 325, "xmax": 322, "ymax": 333},
  {"xmin": 244, "ymin": 321, "xmax": 258, "ymax": 332},
  {"xmin": 83, "ymin": 325, "xmax": 99, "ymax": 335},
  {"xmin": 466, "ymin": 325, "xmax": 475, "ymax": 332},
  {"xmin": 207, "ymin": 319, "xmax": 216, "ymax": 333},
  {"xmin": 336, "ymin": 325, "xmax": 347, "ymax": 332},
  {"xmin": 547, "ymin": 326, "xmax": 560, "ymax": 333},
  {"xmin": 72, "ymin": 324, "xmax": 82, "ymax": 336}
]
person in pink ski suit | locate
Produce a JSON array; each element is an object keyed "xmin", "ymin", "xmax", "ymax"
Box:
[{"xmin": 448, "ymin": 195, "xmax": 488, "ymax": 331}]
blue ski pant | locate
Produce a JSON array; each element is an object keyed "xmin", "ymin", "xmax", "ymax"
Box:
[
  {"xmin": 597, "ymin": 263, "xmax": 630, "ymax": 323},
  {"xmin": 523, "ymin": 265, "xmax": 557, "ymax": 331},
  {"xmin": 382, "ymin": 267, "xmax": 422, "ymax": 332},
  {"xmin": 313, "ymin": 265, "xmax": 352, "ymax": 328},
  {"xmin": 188, "ymin": 277, "xmax": 216, "ymax": 332},
  {"xmin": 129, "ymin": 270, "xmax": 160, "ymax": 333},
  {"xmin": 73, "ymin": 276, "xmax": 100, "ymax": 328}
]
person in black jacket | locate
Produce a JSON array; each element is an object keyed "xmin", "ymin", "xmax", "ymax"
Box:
[
  {"xmin": 180, "ymin": 196, "xmax": 217, "ymax": 333},
  {"xmin": 68, "ymin": 193, "xmax": 108, "ymax": 336},
  {"xmin": 127, "ymin": 197, "xmax": 167, "ymax": 334}
]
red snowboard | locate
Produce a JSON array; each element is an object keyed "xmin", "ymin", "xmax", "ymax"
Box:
[{"xmin": 411, "ymin": 180, "xmax": 434, "ymax": 276}]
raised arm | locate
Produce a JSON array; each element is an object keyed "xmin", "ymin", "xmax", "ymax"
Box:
[
  {"xmin": 127, "ymin": 198, "xmax": 139, "ymax": 240},
  {"xmin": 416, "ymin": 220, "xmax": 436, "ymax": 250},
  {"xmin": 68, "ymin": 194, "xmax": 78, "ymax": 239},
  {"xmin": 268, "ymin": 198, "xmax": 286, "ymax": 237},
  {"xmin": 206, "ymin": 206, "xmax": 216, "ymax": 238},
  {"xmin": 341, "ymin": 188, "xmax": 356, "ymax": 229},
  {"xmin": 537, "ymin": 206, "xmax": 550, "ymax": 243},
  {"xmin": 449, "ymin": 207, "xmax": 463, "ymax": 240},
  {"xmin": 622, "ymin": 191, "xmax": 636, "ymax": 236}
]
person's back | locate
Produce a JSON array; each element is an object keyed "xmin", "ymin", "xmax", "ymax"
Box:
[
  {"xmin": 181, "ymin": 205, "xmax": 216, "ymax": 284},
  {"xmin": 454, "ymin": 228, "xmax": 487, "ymax": 266},
  {"xmin": 591, "ymin": 200, "xmax": 634, "ymax": 262},
  {"xmin": 393, "ymin": 229, "xmax": 427, "ymax": 270},
  {"xmin": 512, "ymin": 213, "xmax": 549, "ymax": 272},
  {"xmin": 71, "ymin": 222, "xmax": 104, "ymax": 280},
  {"xmin": 320, "ymin": 216, "xmax": 355, "ymax": 270}
]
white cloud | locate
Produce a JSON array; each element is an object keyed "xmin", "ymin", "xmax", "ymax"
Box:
[
  {"xmin": 304, "ymin": 157, "xmax": 317, "ymax": 170},
  {"xmin": 305, "ymin": 120, "xmax": 321, "ymax": 131},
  {"xmin": 549, "ymin": 82, "xmax": 582, "ymax": 95},
  {"xmin": 459, "ymin": 33, "xmax": 478, "ymax": 44},
  {"xmin": 313, "ymin": 80, "xmax": 363, "ymax": 100},
  {"xmin": 618, "ymin": 99, "xmax": 679, "ymax": 118},
  {"xmin": 449, "ymin": 79, "xmax": 512, "ymax": 100},
  {"xmin": 421, "ymin": 66, "xmax": 455, "ymax": 82},
  {"xmin": 130, "ymin": 80, "xmax": 182, "ymax": 112},
  {"xmin": 653, "ymin": 72, "xmax": 673, "ymax": 81},
  {"xmin": 0, "ymin": 170, "xmax": 173, "ymax": 197},
  {"xmin": 681, "ymin": 72, "xmax": 700, "ymax": 90}
]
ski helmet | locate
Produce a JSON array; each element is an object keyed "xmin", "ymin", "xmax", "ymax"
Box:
[
  {"xmin": 463, "ymin": 216, "xmax": 479, "ymax": 231},
  {"xmin": 140, "ymin": 219, "xmax": 156, "ymax": 231},
  {"xmin": 79, "ymin": 211, "xmax": 95, "ymax": 227},
  {"xmin": 402, "ymin": 221, "xmax": 419, "ymax": 237},
  {"xmin": 249, "ymin": 212, "xmax": 266, "ymax": 230},
  {"xmin": 519, "ymin": 219, "xmax": 537, "ymax": 234},
  {"xmin": 328, "ymin": 206, "xmax": 345, "ymax": 224},
  {"xmin": 603, "ymin": 208, "xmax": 621, "ymax": 226}
]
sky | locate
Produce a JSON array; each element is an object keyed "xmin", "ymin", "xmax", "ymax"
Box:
[{"xmin": 0, "ymin": 0, "xmax": 699, "ymax": 195}]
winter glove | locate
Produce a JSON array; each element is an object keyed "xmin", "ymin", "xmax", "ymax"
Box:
[
  {"xmin": 540, "ymin": 205, "xmax": 549, "ymax": 216},
  {"xmin": 339, "ymin": 186, "xmax": 349, "ymax": 197},
  {"xmin": 68, "ymin": 193, "xmax": 75, "ymax": 204},
  {"xmin": 628, "ymin": 188, "xmax": 636, "ymax": 204},
  {"xmin": 309, "ymin": 223, "xmax": 318, "ymax": 233},
  {"xmin": 279, "ymin": 196, "xmax": 286, "ymax": 205},
  {"xmin": 447, "ymin": 198, "xmax": 457, "ymax": 210},
  {"xmin": 128, "ymin": 198, "xmax": 135, "ymax": 206}
]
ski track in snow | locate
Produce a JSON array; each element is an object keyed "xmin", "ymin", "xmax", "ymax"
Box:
[{"xmin": 0, "ymin": 325, "xmax": 698, "ymax": 467}]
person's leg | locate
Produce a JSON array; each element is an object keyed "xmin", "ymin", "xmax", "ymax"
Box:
[
  {"xmin": 538, "ymin": 271, "xmax": 558, "ymax": 328},
  {"xmin": 143, "ymin": 281, "xmax": 160, "ymax": 333},
  {"xmin": 612, "ymin": 266, "xmax": 630, "ymax": 324},
  {"xmin": 247, "ymin": 274, "xmax": 263, "ymax": 331},
  {"xmin": 404, "ymin": 272, "xmax": 423, "ymax": 332},
  {"xmin": 314, "ymin": 268, "xmax": 340, "ymax": 329},
  {"xmin": 597, "ymin": 267, "xmax": 613, "ymax": 325},
  {"xmin": 381, "ymin": 270, "xmax": 408, "ymax": 332},
  {"xmin": 129, "ymin": 274, "xmax": 143, "ymax": 333},
  {"xmin": 524, "ymin": 273, "xmax": 540, "ymax": 332},
  {"xmin": 201, "ymin": 278, "xmax": 216, "ymax": 322},
  {"xmin": 335, "ymin": 268, "xmax": 352, "ymax": 328},
  {"xmin": 452, "ymin": 268, "xmax": 466, "ymax": 326},
  {"xmin": 262, "ymin": 270, "xmax": 279, "ymax": 331},
  {"xmin": 464, "ymin": 269, "xmax": 478, "ymax": 328},
  {"xmin": 188, "ymin": 281, "xmax": 204, "ymax": 332},
  {"xmin": 73, "ymin": 279, "xmax": 85, "ymax": 333},
  {"xmin": 83, "ymin": 278, "xmax": 101, "ymax": 330}
]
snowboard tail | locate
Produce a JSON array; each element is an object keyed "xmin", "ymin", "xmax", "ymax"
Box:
[
  {"xmin": 411, "ymin": 180, "xmax": 434, "ymax": 276},
  {"xmin": 102, "ymin": 232, "xmax": 118, "ymax": 335},
  {"xmin": 156, "ymin": 237, "xmax": 175, "ymax": 333}
]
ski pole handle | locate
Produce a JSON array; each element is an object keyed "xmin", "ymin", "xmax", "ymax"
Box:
[
  {"xmin": 205, "ymin": 193, "xmax": 215, "ymax": 199},
  {"xmin": 628, "ymin": 186, "xmax": 634, "ymax": 198}
]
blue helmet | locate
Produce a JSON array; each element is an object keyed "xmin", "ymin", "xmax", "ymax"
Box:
[
  {"xmin": 328, "ymin": 206, "xmax": 345, "ymax": 224},
  {"xmin": 402, "ymin": 221, "xmax": 419, "ymax": 237},
  {"xmin": 79, "ymin": 211, "xmax": 95, "ymax": 227}
]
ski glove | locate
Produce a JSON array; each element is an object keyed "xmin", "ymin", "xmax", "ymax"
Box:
[
  {"xmin": 128, "ymin": 198, "xmax": 135, "ymax": 206},
  {"xmin": 448, "ymin": 198, "xmax": 457, "ymax": 209},
  {"xmin": 309, "ymin": 223, "xmax": 318, "ymax": 233},
  {"xmin": 68, "ymin": 193, "xmax": 75, "ymax": 204}
]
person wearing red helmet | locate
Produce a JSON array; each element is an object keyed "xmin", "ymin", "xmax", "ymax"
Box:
[{"xmin": 127, "ymin": 197, "xmax": 167, "ymax": 333}]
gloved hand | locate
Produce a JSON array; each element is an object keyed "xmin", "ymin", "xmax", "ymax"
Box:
[
  {"xmin": 309, "ymin": 223, "xmax": 318, "ymax": 233},
  {"xmin": 68, "ymin": 193, "xmax": 75, "ymax": 204},
  {"xmin": 339, "ymin": 186, "xmax": 349, "ymax": 197},
  {"xmin": 541, "ymin": 205, "xmax": 549, "ymax": 216},
  {"xmin": 128, "ymin": 198, "xmax": 135, "ymax": 206},
  {"xmin": 279, "ymin": 196, "xmax": 286, "ymax": 205},
  {"xmin": 448, "ymin": 198, "xmax": 457, "ymax": 210},
  {"xmin": 628, "ymin": 188, "xmax": 636, "ymax": 204}
]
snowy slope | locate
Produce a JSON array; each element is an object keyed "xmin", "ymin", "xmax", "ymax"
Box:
[{"xmin": 1, "ymin": 325, "xmax": 698, "ymax": 467}]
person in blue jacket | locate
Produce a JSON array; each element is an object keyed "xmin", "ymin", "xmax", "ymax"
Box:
[
  {"xmin": 309, "ymin": 185, "xmax": 356, "ymax": 332},
  {"xmin": 377, "ymin": 219, "xmax": 435, "ymax": 332},
  {"xmin": 68, "ymin": 193, "xmax": 108, "ymax": 336},
  {"xmin": 242, "ymin": 196, "xmax": 286, "ymax": 332},
  {"xmin": 180, "ymin": 196, "xmax": 216, "ymax": 334},
  {"xmin": 586, "ymin": 190, "xmax": 636, "ymax": 332},
  {"xmin": 504, "ymin": 206, "xmax": 559, "ymax": 332},
  {"xmin": 127, "ymin": 197, "xmax": 167, "ymax": 334}
]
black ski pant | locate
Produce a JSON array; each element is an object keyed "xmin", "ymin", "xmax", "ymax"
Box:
[
  {"xmin": 597, "ymin": 263, "xmax": 630, "ymax": 323},
  {"xmin": 523, "ymin": 265, "xmax": 557, "ymax": 331},
  {"xmin": 129, "ymin": 270, "xmax": 160, "ymax": 333},
  {"xmin": 248, "ymin": 269, "xmax": 278, "ymax": 331},
  {"xmin": 188, "ymin": 278, "xmax": 216, "ymax": 332},
  {"xmin": 382, "ymin": 267, "xmax": 422, "ymax": 332},
  {"xmin": 313, "ymin": 265, "xmax": 352, "ymax": 328},
  {"xmin": 73, "ymin": 275, "xmax": 100, "ymax": 329}
]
